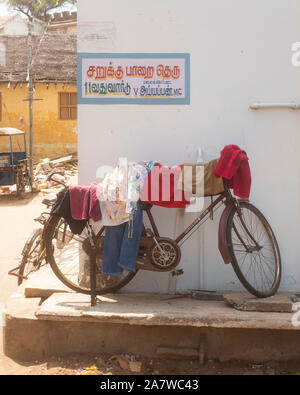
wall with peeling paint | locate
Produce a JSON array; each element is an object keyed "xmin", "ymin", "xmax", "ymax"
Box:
[{"xmin": 0, "ymin": 82, "xmax": 77, "ymax": 161}]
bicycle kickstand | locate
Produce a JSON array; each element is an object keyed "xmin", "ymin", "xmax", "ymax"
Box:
[
  {"xmin": 87, "ymin": 223, "xmax": 97, "ymax": 307},
  {"xmin": 89, "ymin": 239, "xmax": 97, "ymax": 307}
]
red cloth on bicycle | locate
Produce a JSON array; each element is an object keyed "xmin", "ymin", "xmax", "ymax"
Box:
[
  {"xmin": 140, "ymin": 164, "xmax": 191, "ymax": 208},
  {"xmin": 214, "ymin": 145, "xmax": 251, "ymax": 199},
  {"xmin": 69, "ymin": 183, "xmax": 102, "ymax": 221}
]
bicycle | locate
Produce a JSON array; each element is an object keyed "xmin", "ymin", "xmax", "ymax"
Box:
[
  {"xmin": 8, "ymin": 172, "xmax": 67, "ymax": 285},
  {"xmin": 43, "ymin": 177, "xmax": 281, "ymax": 305}
]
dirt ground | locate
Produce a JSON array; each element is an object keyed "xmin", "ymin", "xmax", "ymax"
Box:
[
  {"xmin": 1, "ymin": 190, "xmax": 300, "ymax": 376},
  {"xmin": 0, "ymin": 191, "xmax": 47, "ymax": 375},
  {"xmin": 3, "ymin": 352, "xmax": 300, "ymax": 375}
]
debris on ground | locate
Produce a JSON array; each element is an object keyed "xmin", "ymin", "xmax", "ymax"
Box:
[
  {"xmin": 108, "ymin": 354, "xmax": 142, "ymax": 373},
  {"xmin": 0, "ymin": 186, "xmax": 10, "ymax": 194},
  {"xmin": 33, "ymin": 152, "xmax": 78, "ymax": 193},
  {"xmin": 129, "ymin": 360, "xmax": 142, "ymax": 373},
  {"xmin": 84, "ymin": 365, "xmax": 99, "ymax": 372},
  {"xmin": 9, "ymin": 353, "xmax": 300, "ymax": 375},
  {"xmin": 0, "ymin": 153, "xmax": 78, "ymax": 196},
  {"xmin": 109, "ymin": 355, "xmax": 130, "ymax": 371}
]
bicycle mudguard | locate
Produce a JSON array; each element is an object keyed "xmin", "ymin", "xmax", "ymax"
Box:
[
  {"xmin": 21, "ymin": 228, "xmax": 42, "ymax": 256},
  {"xmin": 218, "ymin": 203, "xmax": 234, "ymax": 264}
]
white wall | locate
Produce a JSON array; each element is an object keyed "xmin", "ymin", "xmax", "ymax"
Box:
[
  {"xmin": 1, "ymin": 14, "xmax": 45, "ymax": 36},
  {"xmin": 3, "ymin": 15, "xmax": 27, "ymax": 35},
  {"xmin": 78, "ymin": 0, "xmax": 300, "ymax": 293}
]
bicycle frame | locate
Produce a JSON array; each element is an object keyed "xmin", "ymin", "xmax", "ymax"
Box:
[{"xmin": 142, "ymin": 180, "xmax": 235, "ymax": 246}]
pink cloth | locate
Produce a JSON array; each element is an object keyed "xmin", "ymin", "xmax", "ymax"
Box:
[{"xmin": 69, "ymin": 183, "xmax": 102, "ymax": 222}]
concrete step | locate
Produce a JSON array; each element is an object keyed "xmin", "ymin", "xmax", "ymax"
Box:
[
  {"xmin": 4, "ymin": 290, "xmax": 300, "ymax": 363},
  {"xmin": 35, "ymin": 292, "xmax": 296, "ymax": 330}
]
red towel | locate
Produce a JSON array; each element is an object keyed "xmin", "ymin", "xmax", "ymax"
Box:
[
  {"xmin": 140, "ymin": 164, "xmax": 191, "ymax": 208},
  {"xmin": 69, "ymin": 183, "xmax": 102, "ymax": 221},
  {"xmin": 214, "ymin": 145, "xmax": 251, "ymax": 199}
]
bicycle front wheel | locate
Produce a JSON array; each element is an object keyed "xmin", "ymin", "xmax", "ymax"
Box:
[
  {"xmin": 226, "ymin": 201, "xmax": 281, "ymax": 298},
  {"xmin": 45, "ymin": 214, "xmax": 137, "ymax": 295}
]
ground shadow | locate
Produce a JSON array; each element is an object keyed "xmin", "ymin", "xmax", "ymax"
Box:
[{"xmin": 0, "ymin": 192, "xmax": 39, "ymax": 207}]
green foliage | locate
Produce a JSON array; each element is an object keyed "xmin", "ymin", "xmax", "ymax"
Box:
[{"xmin": 0, "ymin": 0, "xmax": 77, "ymax": 21}]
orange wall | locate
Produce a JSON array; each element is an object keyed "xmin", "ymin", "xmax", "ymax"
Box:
[{"xmin": 0, "ymin": 82, "xmax": 77, "ymax": 161}]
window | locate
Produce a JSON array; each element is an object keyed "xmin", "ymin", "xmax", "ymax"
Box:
[{"xmin": 59, "ymin": 92, "xmax": 77, "ymax": 120}]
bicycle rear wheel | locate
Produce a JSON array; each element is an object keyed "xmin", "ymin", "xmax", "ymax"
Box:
[
  {"xmin": 226, "ymin": 201, "xmax": 281, "ymax": 298},
  {"xmin": 45, "ymin": 214, "xmax": 137, "ymax": 295},
  {"xmin": 18, "ymin": 228, "xmax": 44, "ymax": 285}
]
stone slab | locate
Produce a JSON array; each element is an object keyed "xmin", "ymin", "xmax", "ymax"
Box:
[
  {"xmin": 223, "ymin": 292, "xmax": 294, "ymax": 313},
  {"xmin": 35, "ymin": 292, "xmax": 299, "ymax": 330}
]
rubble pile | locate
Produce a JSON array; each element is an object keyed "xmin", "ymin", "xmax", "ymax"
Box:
[
  {"xmin": 33, "ymin": 153, "xmax": 78, "ymax": 193},
  {"xmin": 0, "ymin": 153, "xmax": 77, "ymax": 196}
]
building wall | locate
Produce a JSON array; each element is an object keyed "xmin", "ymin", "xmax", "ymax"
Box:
[
  {"xmin": 0, "ymin": 14, "xmax": 45, "ymax": 36},
  {"xmin": 78, "ymin": 0, "xmax": 300, "ymax": 294},
  {"xmin": 2, "ymin": 15, "xmax": 27, "ymax": 35},
  {"xmin": 48, "ymin": 24, "xmax": 77, "ymax": 34},
  {"xmin": 0, "ymin": 82, "xmax": 77, "ymax": 160}
]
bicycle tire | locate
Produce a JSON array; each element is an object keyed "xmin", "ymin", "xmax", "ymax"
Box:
[
  {"xmin": 226, "ymin": 201, "xmax": 281, "ymax": 298},
  {"xmin": 45, "ymin": 214, "xmax": 138, "ymax": 295},
  {"xmin": 18, "ymin": 228, "xmax": 43, "ymax": 285}
]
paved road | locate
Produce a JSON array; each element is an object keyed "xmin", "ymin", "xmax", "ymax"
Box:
[{"xmin": 0, "ymin": 191, "xmax": 49, "ymax": 374}]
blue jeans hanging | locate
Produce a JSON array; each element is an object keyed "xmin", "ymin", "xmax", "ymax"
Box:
[{"xmin": 102, "ymin": 202, "xmax": 143, "ymax": 275}]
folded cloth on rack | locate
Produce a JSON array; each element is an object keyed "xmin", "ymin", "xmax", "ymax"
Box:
[
  {"xmin": 214, "ymin": 145, "xmax": 251, "ymax": 199},
  {"xmin": 51, "ymin": 187, "xmax": 88, "ymax": 235},
  {"xmin": 177, "ymin": 158, "xmax": 225, "ymax": 196},
  {"xmin": 69, "ymin": 183, "xmax": 102, "ymax": 222},
  {"xmin": 140, "ymin": 164, "xmax": 191, "ymax": 208},
  {"xmin": 101, "ymin": 201, "xmax": 143, "ymax": 275}
]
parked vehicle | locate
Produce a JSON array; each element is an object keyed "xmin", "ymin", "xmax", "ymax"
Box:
[
  {"xmin": 43, "ymin": 178, "xmax": 281, "ymax": 305},
  {"xmin": 0, "ymin": 128, "xmax": 32, "ymax": 194},
  {"xmin": 10, "ymin": 167, "xmax": 281, "ymax": 306}
]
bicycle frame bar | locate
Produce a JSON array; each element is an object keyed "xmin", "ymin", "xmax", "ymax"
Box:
[
  {"xmin": 174, "ymin": 193, "xmax": 226, "ymax": 244},
  {"xmin": 141, "ymin": 180, "xmax": 234, "ymax": 246}
]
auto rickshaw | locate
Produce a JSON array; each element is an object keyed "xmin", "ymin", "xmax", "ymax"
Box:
[{"xmin": 0, "ymin": 128, "xmax": 32, "ymax": 194}]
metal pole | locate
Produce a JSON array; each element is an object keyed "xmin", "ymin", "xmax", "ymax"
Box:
[{"xmin": 28, "ymin": 21, "xmax": 34, "ymax": 180}]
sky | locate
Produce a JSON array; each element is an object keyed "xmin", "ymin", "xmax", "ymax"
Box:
[
  {"xmin": 0, "ymin": 3, "xmax": 76, "ymax": 17},
  {"xmin": 0, "ymin": 4, "xmax": 9, "ymax": 16}
]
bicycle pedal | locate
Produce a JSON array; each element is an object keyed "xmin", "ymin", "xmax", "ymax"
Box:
[{"xmin": 172, "ymin": 269, "xmax": 184, "ymax": 276}]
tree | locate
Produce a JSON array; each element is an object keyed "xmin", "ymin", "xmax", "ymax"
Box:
[{"xmin": 1, "ymin": 0, "xmax": 77, "ymax": 21}]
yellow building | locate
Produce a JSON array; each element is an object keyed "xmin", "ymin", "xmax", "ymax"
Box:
[{"xmin": 0, "ymin": 34, "xmax": 77, "ymax": 161}]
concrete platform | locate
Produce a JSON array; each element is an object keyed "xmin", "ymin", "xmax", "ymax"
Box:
[
  {"xmin": 4, "ymin": 265, "xmax": 300, "ymax": 363},
  {"xmin": 23, "ymin": 265, "xmax": 71, "ymax": 298},
  {"xmin": 4, "ymin": 289, "xmax": 300, "ymax": 363},
  {"xmin": 35, "ymin": 292, "xmax": 296, "ymax": 330}
]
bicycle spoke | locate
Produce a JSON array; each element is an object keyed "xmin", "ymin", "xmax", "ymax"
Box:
[
  {"xmin": 46, "ymin": 217, "xmax": 135, "ymax": 294},
  {"xmin": 228, "ymin": 202, "xmax": 280, "ymax": 297}
]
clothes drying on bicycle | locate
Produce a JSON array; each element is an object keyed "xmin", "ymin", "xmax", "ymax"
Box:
[
  {"xmin": 48, "ymin": 145, "xmax": 252, "ymax": 278},
  {"xmin": 42, "ymin": 144, "xmax": 282, "ymax": 300},
  {"xmin": 214, "ymin": 144, "xmax": 251, "ymax": 199},
  {"xmin": 69, "ymin": 183, "xmax": 102, "ymax": 222}
]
